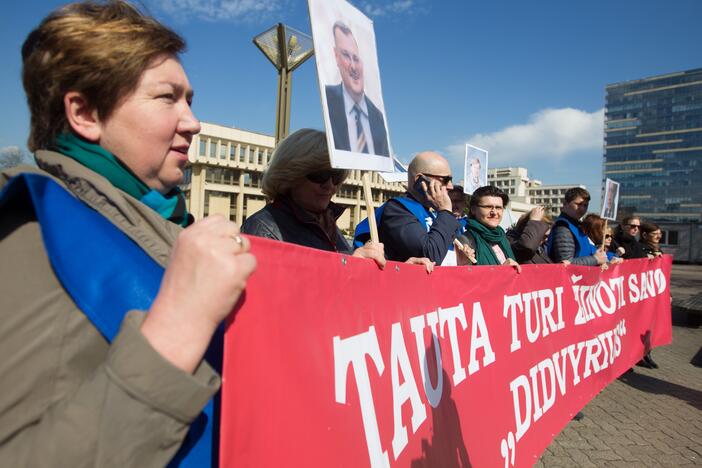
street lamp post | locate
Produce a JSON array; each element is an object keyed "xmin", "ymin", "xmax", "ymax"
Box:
[{"xmin": 253, "ymin": 23, "xmax": 314, "ymax": 144}]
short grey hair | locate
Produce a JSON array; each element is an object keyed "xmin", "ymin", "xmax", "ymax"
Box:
[{"xmin": 261, "ymin": 128, "xmax": 349, "ymax": 200}]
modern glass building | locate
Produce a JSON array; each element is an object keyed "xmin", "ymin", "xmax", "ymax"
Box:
[{"xmin": 603, "ymin": 68, "xmax": 702, "ymax": 222}]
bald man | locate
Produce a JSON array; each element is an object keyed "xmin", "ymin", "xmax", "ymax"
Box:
[{"xmin": 354, "ymin": 151, "xmax": 459, "ymax": 263}]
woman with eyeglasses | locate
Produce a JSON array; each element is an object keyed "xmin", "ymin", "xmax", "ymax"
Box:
[
  {"xmin": 639, "ymin": 222, "xmax": 663, "ymax": 258},
  {"xmin": 637, "ymin": 222, "xmax": 663, "ymax": 369},
  {"xmin": 242, "ymin": 129, "xmax": 389, "ymax": 266},
  {"xmin": 457, "ymin": 185, "xmax": 520, "ymax": 270}
]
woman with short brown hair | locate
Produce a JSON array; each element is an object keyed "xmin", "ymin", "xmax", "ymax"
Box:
[{"xmin": 1, "ymin": 2, "xmax": 255, "ymax": 465}]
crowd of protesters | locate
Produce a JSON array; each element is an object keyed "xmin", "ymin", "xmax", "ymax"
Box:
[{"xmin": 0, "ymin": 0, "xmax": 667, "ymax": 465}]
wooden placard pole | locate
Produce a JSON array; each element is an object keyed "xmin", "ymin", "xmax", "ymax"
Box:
[
  {"xmin": 361, "ymin": 172, "xmax": 379, "ymax": 244},
  {"xmin": 601, "ymin": 219, "xmax": 608, "ymax": 250}
]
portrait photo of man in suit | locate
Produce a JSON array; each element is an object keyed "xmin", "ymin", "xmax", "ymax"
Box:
[
  {"xmin": 464, "ymin": 144, "xmax": 488, "ymax": 195},
  {"xmin": 325, "ymin": 21, "xmax": 390, "ymax": 157},
  {"xmin": 601, "ymin": 179, "xmax": 619, "ymax": 220}
]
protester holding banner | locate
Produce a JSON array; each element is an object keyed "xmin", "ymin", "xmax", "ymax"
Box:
[
  {"xmin": 241, "ymin": 129, "xmax": 391, "ymax": 267},
  {"xmin": 604, "ymin": 225, "xmax": 625, "ymax": 259},
  {"xmin": 0, "ymin": 2, "xmax": 256, "ymax": 465},
  {"xmin": 582, "ymin": 214, "xmax": 623, "ymax": 264},
  {"xmin": 640, "ymin": 222, "xmax": 663, "ymax": 258},
  {"xmin": 506, "ymin": 206, "xmax": 553, "ymax": 264},
  {"xmin": 638, "ymin": 221, "xmax": 663, "ymax": 369},
  {"xmin": 614, "ymin": 216, "xmax": 647, "ymax": 260},
  {"xmin": 355, "ymin": 151, "xmax": 460, "ymax": 264},
  {"xmin": 448, "ymin": 184, "xmax": 469, "ymax": 232},
  {"xmin": 547, "ymin": 187, "xmax": 607, "ymax": 266},
  {"xmin": 458, "ymin": 185, "xmax": 520, "ymax": 269},
  {"xmin": 638, "ymin": 223, "xmax": 663, "ymax": 371}
]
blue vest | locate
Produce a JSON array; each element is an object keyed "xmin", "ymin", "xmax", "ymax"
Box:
[
  {"xmin": 457, "ymin": 216, "xmax": 468, "ymax": 234},
  {"xmin": 353, "ymin": 196, "xmax": 434, "ymax": 248},
  {"xmin": 546, "ymin": 214, "xmax": 597, "ymax": 258},
  {"xmin": 0, "ymin": 173, "xmax": 218, "ymax": 467}
]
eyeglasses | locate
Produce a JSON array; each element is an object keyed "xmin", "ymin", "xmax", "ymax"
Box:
[
  {"xmin": 422, "ymin": 173, "xmax": 453, "ymax": 185},
  {"xmin": 477, "ymin": 204, "xmax": 504, "ymax": 212},
  {"xmin": 306, "ymin": 170, "xmax": 344, "ymax": 185}
]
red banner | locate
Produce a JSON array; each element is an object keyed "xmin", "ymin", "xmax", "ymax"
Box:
[{"xmin": 221, "ymin": 238, "xmax": 672, "ymax": 467}]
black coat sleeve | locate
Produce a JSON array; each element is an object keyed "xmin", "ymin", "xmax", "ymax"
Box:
[{"xmin": 378, "ymin": 200, "xmax": 459, "ymax": 263}]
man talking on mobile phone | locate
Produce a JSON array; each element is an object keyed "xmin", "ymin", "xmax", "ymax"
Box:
[{"xmin": 354, "ymin": 151, "xmax": 461, "ymax": 264}]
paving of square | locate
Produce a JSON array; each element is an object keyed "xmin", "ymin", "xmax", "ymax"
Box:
[{"xmin": 538, "ymin": 264, "xmax": 702, "ymax": 467}]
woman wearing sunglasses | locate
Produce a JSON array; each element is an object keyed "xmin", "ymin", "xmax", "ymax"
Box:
[
  {"xmin": 242, "ymin": 129, "xmax": 387, "ymax": 266},
  {"xmin": 614, "ymin": 215, "xmax": 647, "ymax": 259},
  {"xmin": 582, "ymin": 214, "xmax": 623, "ymax": 267}
]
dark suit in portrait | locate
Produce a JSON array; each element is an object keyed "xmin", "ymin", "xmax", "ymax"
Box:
[{"xmin": 325, "ymin": 83, "xmax": 390, "ymax": 157}]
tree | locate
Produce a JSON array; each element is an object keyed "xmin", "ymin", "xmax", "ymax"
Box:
[{"xmin": 0, "ymin": 146, "xmax": 33, "ymax": 169}]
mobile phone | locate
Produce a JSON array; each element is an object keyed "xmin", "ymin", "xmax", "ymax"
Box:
[{"xmin": 413, "ymin": 175, "xmax": 432, "ymax": 203}]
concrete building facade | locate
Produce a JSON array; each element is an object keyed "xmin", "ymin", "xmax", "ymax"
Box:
[
  {"xmin": 180, "ymin": 122, "xmax": 406, "ymax": 236},
  {"xmin": 487, "ymin": 167, "xmax": 587, "ymax": 219}
]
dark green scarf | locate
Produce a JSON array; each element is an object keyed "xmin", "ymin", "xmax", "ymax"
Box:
[
  {"xmin": 53, "ymin": 133, "xmax": 191, "ymax": 226},
  {"xmin": 466, "ymin": 218, "xmax": 516, "ymax": 265}
]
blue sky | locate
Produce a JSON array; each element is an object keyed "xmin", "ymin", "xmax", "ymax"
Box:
[{"xmin": 2, "ymin": 0, "xmax": 701, "ymax": 208}]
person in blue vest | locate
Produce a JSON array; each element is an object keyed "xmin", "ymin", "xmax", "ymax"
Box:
[
  {"xmin": 355, "ymin": 151, "xmax": 462, "ymax": 265},
  {"xmin": 448, "ymin": 185, "xmax": 469, "ymax": 234},
  {"xmin": 0, "ymin": 2, "xmax": 255, "ymax": 465},
  {"xmin": 547, "ymin": 187, "xmax": 607, "ymax": 267},
  {"xmin": 581, "ymin": 213, "xmax": 624, "ymax": 267},
  {"xmin": 242, "ymin": 129, "xmax": 433, "ymax": 272}
]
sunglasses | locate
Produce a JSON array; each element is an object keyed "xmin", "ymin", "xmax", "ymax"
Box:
[
  {"xmin": 625, "ymin": 224, "xmax": 640, "ymax": 229},
  {"xmin": 605, "ymin": 234, "xmax": 612, "ymax": 239},
  {"xmin": 306, "ymin": 170, "xmax": 344, "ymax": 185},
  {"xmin": 422, "ymin": 173, "xmax": 453, "ymax": 185}
]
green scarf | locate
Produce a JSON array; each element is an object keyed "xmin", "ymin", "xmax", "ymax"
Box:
[
  {"xmin": 466, "ymin": 218, "xmax": 516, "ymax": 265},
  {"xmin": 53, "ymin": 133, "xmax": 191, "ymax": 226}
]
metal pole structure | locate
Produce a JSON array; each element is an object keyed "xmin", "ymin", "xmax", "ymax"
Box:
[
  {"xmin": 253, "ymin": 23, "xmax": 314, "ymax": 146},
  {"xmin": 274, "ymin": 24, "xmax": 290, "ymax": 144},
  {"xmin": 275, "ymin": 67, "xmax": 292, "ymax": 144}
]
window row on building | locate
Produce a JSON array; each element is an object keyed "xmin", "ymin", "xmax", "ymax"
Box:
[{"xmin": 181, "ymin": 122, "xmax": 407, "ymax": 236}]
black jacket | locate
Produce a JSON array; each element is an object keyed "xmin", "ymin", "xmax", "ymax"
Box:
[
  {"xmin": 639, "ymin": 241, "xmax": 662, "ymax": 257},
  {"xmin": 241, "ymin": 196, "xmax": 352, "ymax": 254},
  {"xmin": 378, "ymin": 195, "xmax": 459, "ymax": 263},
  {"xmin": 614, "ymin": 228, "xmax": 647, "ymax": 259},
  {"xmin": 325, "ymin": 84, "xmax": 390, "ymax": 157}
]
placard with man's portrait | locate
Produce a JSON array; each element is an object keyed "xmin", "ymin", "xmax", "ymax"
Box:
[
  {"xmin": 464, "ymin": 144, "xmax": 488, "ymax": 195},
  {"xmin": 308, "ymin": 0, "xmax": 394, "ymax": 172},
  {"xmin": 601, "ymin": 178, "xmax": 620, "ymax": 221}
]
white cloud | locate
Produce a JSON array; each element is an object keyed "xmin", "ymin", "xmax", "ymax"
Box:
[
  {"xmin": 361, "ymin": 0, "xmax": 419, "ymax": 17},
  {"xmin": 0, "ymin": 146, "xmax": 34, "ymax": 169},
  {"xmin": 152, "ymin": 0, "xmax": 280, "ymax": 22},
  {"xmin": 0, "ymin": 145, "xmax": 21, "ymax": 156},
  {"xmin": 447, "ymin": 107, "xmax": 604, "ymax": 166}
]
